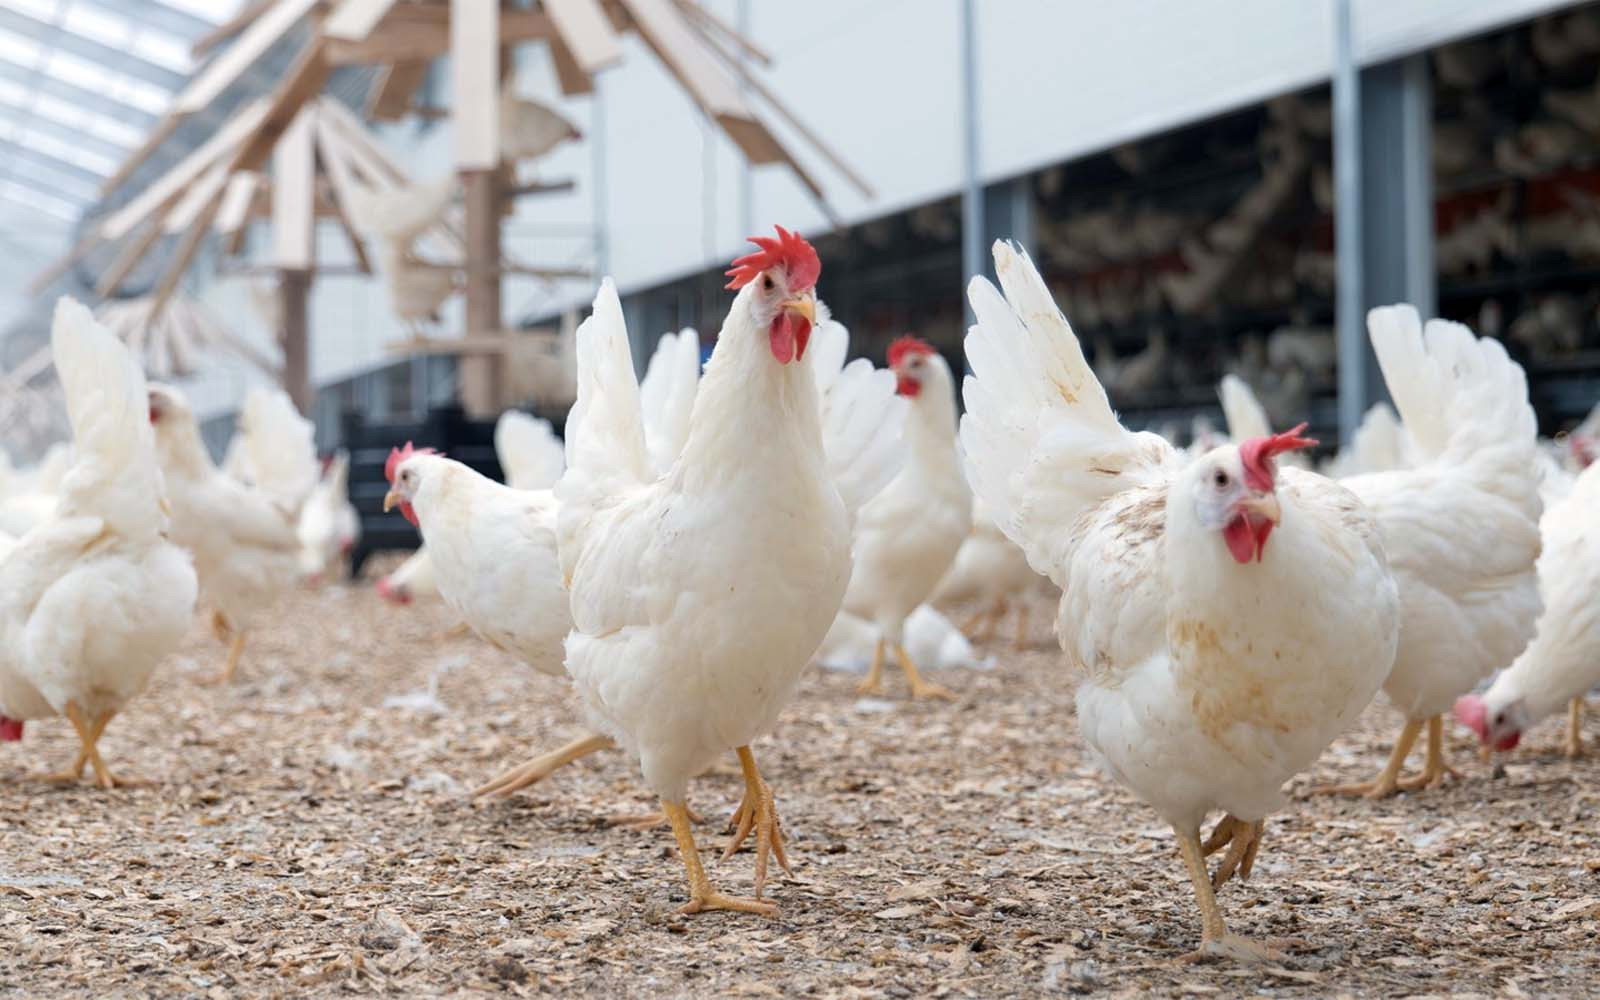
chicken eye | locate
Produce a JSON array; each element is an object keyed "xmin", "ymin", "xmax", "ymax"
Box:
[
  {"xmin": 1212, "ymin": 469, "xmax": 1230, "ymax": 489},
  {"xmin": 1493, "ymin": 712, "xmax": 1505, "ymax": 726},
  {"xmin": 761, "ymin": 274, "xmax": 775, "ymax": 291}
]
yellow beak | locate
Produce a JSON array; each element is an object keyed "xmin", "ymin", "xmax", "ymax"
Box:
[
  {"xmin": 1239, "ymin": 492, "xmax": 1282, "ymax": 525},
  {"xmin": 383, "ymin": 489, "xmax": 402, "ymax": 513},
  {"xmin": 781, "ymin": 294, "xmax": 816, "ymax": 325}
]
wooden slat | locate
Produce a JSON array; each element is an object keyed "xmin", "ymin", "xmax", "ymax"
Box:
[
  {"xmin": 617, "ymin": 0, "xmax": 749, "ymax": 119},
  {"xmin": 324, "ymin": 0, "xmax": 398, "ymax": 40},
  {"xmin": 451, "ymin": 0, "xmax": 499, "ymax": 170},
  {"xmin": 547, "ymin": 30, "xmax": 594, "ymax": 96},
  {"xmin": 100, "ymin": 99, "xmax": 270, "ymax": 240},
  {"xmin": 327, "ymin": 10, "xmax": 550, "ymax": 64},
  {"xmin": 164, "ymin": 161, "xmax": 233, "ymax": 233},
  {"xmin": 175, "ymin": 0, "xmax": 320, "ymax": 115},
  {"xmin": 231, "ymin": 37, "xmax": 333, "ymax": 173},
  {"xmin": 313, "ymin": 114, "xmax": 374, "ymax": 274},
  {"xmin": 318, "ymin": 100, "xmax": 409, "ymax": 186},
  {"xmin": 365, "ymin": 60, "xmax": 428, "ymax": 120},
  {"xmin": 97, "ymin": 113, "xmax": 178, "ymax": 196},
  {"xmin": 216, "ymin": 172, "xmax": 262, "ymax": 234},
  {"xmin": 28, "ymin": 224, "xmax": 105, "ymax": 294},
  {"xmin": 272, "ymin": 105, "xmax": 317, "ymax": 270},
  {"xmin": 696, "ymin": 23, "xmax": 873, "ymax": 199},
  {"xmin": 543, "ymin": 0, "xmax": 623, "ymax": 73},
  {"xmin": 674, "ymin": 0, "xmax": 770, "ymax": 67},
  {"xmin": 147, "ymin": 183, "xmax": 230, "ymax": 315},
  {"xmin": 191, "ymin": 0, "xmax": 276, "ymax": 58},
  {"xmin": 95, "ymin": 220, "xmax": 166, "ymax": 298}
]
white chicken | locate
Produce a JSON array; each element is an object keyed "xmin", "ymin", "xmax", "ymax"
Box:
[
  {"xmin": 554, "ymin": 227, "xmax": 885, "ymax": 916},
  {"xmin": 0, "ymin": 299, "xmax": 198, "ymax": 787},
  {"xmin": 930, "ymin": 499, "xmax": 1042, "ymax": 650},
  {"xmin": 385, "ymin": 335, "xmax": 698, "ymax": 802},
  {"xmin": 229, "ymin": 386, "xmax": 320, "ymax": 512},
  {"xmin": 149, "ymin": 385, "xmax": 301, "ymax": 684},
  {"xmin": 1320, "ymin": 402, "xmax": 1415, "ymax": 479},
  {"xmin": 1455, "ymin": 460, "xmax": 1600, "ymax": 759},
  {"xmin": 499, "ymin": 87, "xmax": 582, "ymax": 164},
  {"xmin": 376, "ymin": 547, "xmax": 438, "ymax": 605},
  {"xmin": 961, "ymin": 241, "xmax": 1400, "ymax": 960},
  {"xmin": 1316, "ymin": 307, "xmax": 1543, "ymax": 798},
  {"xmin": 845, "ymin": 336, "xmax": 971, "ymax": 699},
  {"xmin": 296, "ymin": 451, "xmax": 360, "ymax": 584}
]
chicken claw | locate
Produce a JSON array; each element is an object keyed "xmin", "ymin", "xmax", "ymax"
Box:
[
  {"xmin": 665, "ymin": 800, "xmax": 777, "ymax": 918},
  {"xmin": 1311, "ymin": 716, "xmax": 1422, "ymax": 800},
  {"xmin": 470, "ymin": 733, "xmax": 613, "ymax": 800},
  {"xmin": 1201, "ymin": 815, "xmax": 1262, "ymax": 889},
  {"xmin": 722, "ymin": 747, "xmax": 792, "ymax": 897},
  {"xmin": 854, "ymin": 638, "xmax": 888, "ymax": 695},
  {"xmin": 894, "ymin": 644, "xmax": 956, "ymax": 701},
  {"xmin": 1395, "ymin": 717, "xmax": 1463, "ymax": 790}
]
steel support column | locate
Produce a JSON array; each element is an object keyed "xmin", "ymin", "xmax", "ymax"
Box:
[{"xmin": 959, "ymin": 0, "xmax": 983, "ymax": 313}]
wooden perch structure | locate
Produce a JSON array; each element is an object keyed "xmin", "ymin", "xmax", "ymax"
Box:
[{"xmin": 24, "ymin": 0, "xmax": 870, "ymax": 416}]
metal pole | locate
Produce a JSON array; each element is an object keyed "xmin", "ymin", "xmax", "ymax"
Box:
[
  {"xmin": 959, "ymin": 0, "xmax": 983, "ymax": 312},
  {"xmin": 737, "ymin": 0, "xmax": 753, "ymax": 238},
  {"xmin": 1332, "ymin": 0, "xmax": 1364, "ymax": 444}
]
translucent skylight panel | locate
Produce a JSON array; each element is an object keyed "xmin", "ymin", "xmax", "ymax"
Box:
[
  {"xmin": 0, "ymin": 180, "xmax": 80, "ymax": 220},
  {"xmin": 129, "ymin": 31, "xmax": 191, "ymax": 74},
  {"xmin": 0, "ymin": 27, "xmax": 46, "ymax": 66},
  {"xmin": 44, "ymin": 47, "xmax": 168, "ymax": 112},
  {"xmin": 153, "ymin": 0, "xmax": 248, "ymax": 23},
  {"xmin": 2, "ymin": 0, "xmax": 61, "ymax": 23},
  {"xmin": 7, "ymin": 155, "xmax": 96, "ymax": 198},
  {"xmin": 17, "ymin": 123, "xmax": 115, "ymax": 173},
  {"xmin": 61, "ymin": 3, "xmax": 131, "ymax": 50}
]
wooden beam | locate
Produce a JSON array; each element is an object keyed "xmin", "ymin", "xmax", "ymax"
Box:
[
  {"xmin": 547, "ymin": 30, "xmax": 594, "ymax": 96},
  {"xmin": 191, "ymin": 0, "xmax": 275, "ymax": 58},
  {"xmin": 146, "ymin": 184, "xmax": 230, "ymax": 316},
  {"xmin": 230, "ymin": 37, "xmax": 333, "ymax": 174},
  {"xmin": 674, "ymin": 0, "xmax": 770, "ymax": 67},
  {"xmin": 544, "ymin": 0, "xmax": 624, "ymax": 73},
  {"xmin": 459, "ymin": 168, "xmax": 501, "ymax": 416},
  {"xmin": 176, "ymin": 0, "xmax": 320, "ymax": 115},
  {"xmin": 452, "ymin": 0, "xmax": 500, "ymax": 170},
  {"xmin": 97, "ymin": 113, "xmax": 178, "ymax": 196},
  {"xmin": 94, "ymin": 219, "xmax": 166, "ymax": 298},
  {"xmin": 28, "ymin": 223, "xmax": 105, "ymax": 294},
  {"xmin": 163, "ymin": 161, "xmax": 233, "ymax": 233},
  {"xmin": 618, "ymin": 0, "xmax": 748, "ymax": 119},
  {"xmin": 271, "ymin": 105, "xmax": 317, "ymax": 270},
  {"xmin": 313, "ymin": 112, "xmax": 373, "ymax": 275},
  {"xmin": 366, "ymin": 60, "xmax": 428, "ymax": 120},
  {"xmin": 279, "ymin": 267, "xmax": 313, "ymax": 414},
  {"xmin": 325, "ymin": 10, "xmax": 551, "ymax": 65},
  {"xmin": 100, "ymin": 99, "xmax": 270, "ymax": 240},
  {"xmin": 503, "ymin": 178, "xmax": 576, "ymax": 199},
  {"xmin": 697, "ymin": 22, "xmax": 874, "ymax": 199},
  {"xmin": 215, "ymin": 171, "xmax": 262, "ymax": 235},
  {"xmin": 323, "ymin": 0, "xmax": 398, "ymax": 40}
]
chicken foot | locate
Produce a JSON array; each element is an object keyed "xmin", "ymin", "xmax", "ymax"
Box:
[
  {"xmin": 721, "ymin": 746, "xmax": 792, "ymax": 897},
  {"xmin": 1173, "ymin": 826, "xmax": 1285, "ymax": 964},
  {"xmin": 666, "ymin": 799, "xmax": 777, "ymax": 917},
  {"xmin": 894, "ymin": 644, "xmax": 955, "ymax": 701},
  {"xmin": 1396, "ymin": 716, "xmax": 1463, "ymax": 791},
  {"xmin": 57, "ymin": 702, "xmax": 131, "ymax": 790},
  {"xmin": 1312, "ymin": 716, "xmax": 1423, "ymax": 799},
  {"xmin": 1201, "ymin": 814, "xmax": 1263, "ymax": 890},
  {"xmin": 204, "ymin": 630, "xmax": 247, "ymax": 685},
  {"xmin": 471, "ymin": 733, "xmax": 614, "ymax": 799},
  {"xmin": 960, "ymin": 600, "xmax": 1007, "ymax": 645},
  {"xmin": 1567, "ymin": 697, "xmax": 1585, "ymax": 759},
  {"xmin": 41, "ymin": 707, "xmax": 112, "ymax": 784},
  {"xmin": 855, "ymin": 638, "xmax": 889, "ymax": 695}
]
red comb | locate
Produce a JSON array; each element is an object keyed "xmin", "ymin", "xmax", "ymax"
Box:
[
  {"xmin": 384, "ymin": 441, "xmax": 439, "ymax": 484},
  {"xmin": 725, "ymin": 225, "xmax": 821, "ymax": 292},
  {"xmin": 888, "ymin": 335, "xmax": 936, "ymax": 368},
  {"xmin": 1239, "ymin": 423, "xmax": 1317, "ymax": 492}
]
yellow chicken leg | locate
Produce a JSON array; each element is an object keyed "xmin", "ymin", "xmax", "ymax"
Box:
[
  {"xmin": 1397, "ymin": 716, "xmax": 1463, "ymax": 791},
  {"xmin": 42, "ymin": 708, "xmax": 112, "ymax": 784},
  {"xmin": 471, "ymin": 733, "xmax": 614, "ymax": 799},
  {"xmin": 1011, "ymin": 602, "xmax": 1031, "ymax": 651},
  {"xmin": 722, "ymin": 746, "xmax": 792, "ymax": 897},
  {"xmin": 61, "ymin": 703, "xmax": 128, "ymax": 790},
  {"xmin": 1201, "ymin": 814, "xmax": 1263, "ymax": 889},
  {"xmin": 894, "ymin": 643, "xmax": 955, "ymax": 701},
  {"xmin": 666, "ymin": 800, "xmax": 776, "ymax": 917},
  {"xmin": 1312, "ymin": 717, "xmax": 1423, "ymax": 799},
  {"xmin": 1567, "ymin": 697, "xmax": 1585, "ymax": 759},
  {"xmin": 854, "ymin": 638, "xmax": 887, "ymax": 695},
  {"xmin": 1175, "ymin": 826, "xmax": 1284, "ymax": 964},
  {"xmin": 204, "ymin": 630, "xmax": 247, "ymax": 685}
]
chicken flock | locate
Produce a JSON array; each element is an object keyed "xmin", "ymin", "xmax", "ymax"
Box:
[{"xmin": 2, "ymin": 228, "xmax": 1598, "ymax": 964}]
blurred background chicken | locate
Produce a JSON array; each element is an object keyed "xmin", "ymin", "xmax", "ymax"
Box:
[
  {"xmin": 962, "ymin": 242, "xmax": 1398, "ymax": 960},
  {"xmin": 0, "ymin": 299, "xmax": 197, "ymax": 788},
  {"xmin": 1317, "ymin": 307, "xmax": 1543, "ymax": 798},
  {"xmin": 296, "ymin": 452, "xmax": 360, "ymax": 585},
  {"xmin": 1456, "ymin": 460, "xmax": 1600, "ymax": 759},
  {"xmin": 843, "ymin": 336, "xmax": 970, "ymax": 700},
  {"xmin": 930, "ymin": 499, "xmax": 1046, "ymax": 650},
  {"xmin": 148, "ymin": 385, "xmax": 302, "ymax": 684}
]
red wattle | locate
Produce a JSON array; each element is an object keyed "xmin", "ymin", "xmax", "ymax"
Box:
[
  {"xmin": 0, "ymin": 716, "xmax": 22, "ymax": 741},
  {"xmin": 400, "ymin": 502, "xmax": 420, "ymax": 529},
  {"xmin": 1453, "ymin": 694, "xmax": 1489, "ymax": 742},
  {"xmin": 768, "ymin": 314, "xmax": 812, "ymax": 364},
  {"xmin": 1222, "ymin": 516, "xmax": 1256, "ymax": 564},
  {"xmin": 896, "ymin": 374, "xmax": 922, "ymax": 397}
]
